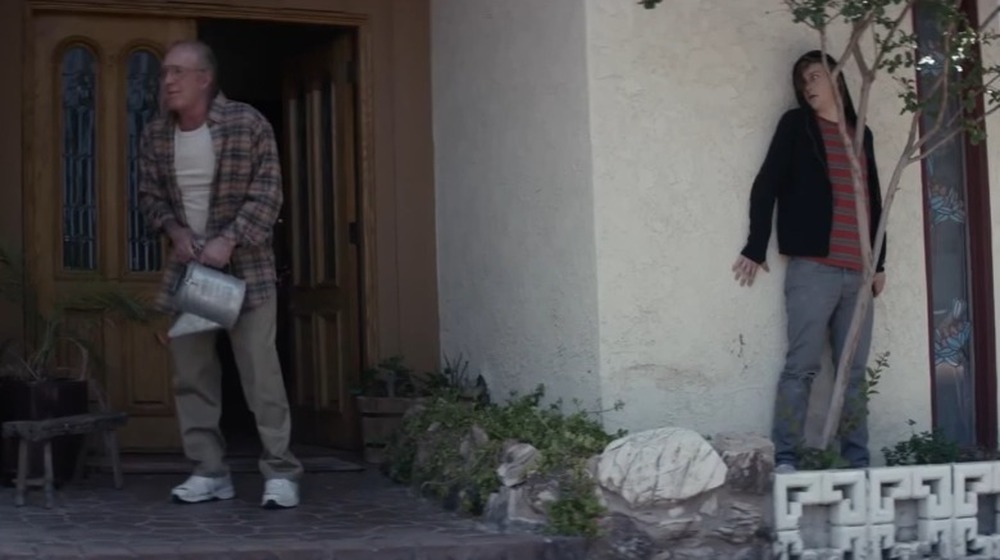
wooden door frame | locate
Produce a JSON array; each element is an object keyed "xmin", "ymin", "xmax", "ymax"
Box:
[{"xmin": 22, "ymin": 0, "xmax": 380, "ymax": 371}]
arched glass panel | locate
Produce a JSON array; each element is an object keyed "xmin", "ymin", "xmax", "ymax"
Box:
[
  {"xmin": 60, "ymin": 46, "xmax": 97, "ymax": 271},
  {"xmin": 125, "ymin": 48, "xmax": 162, "ymax": 272}
]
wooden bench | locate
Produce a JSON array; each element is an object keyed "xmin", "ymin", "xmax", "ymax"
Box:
[{"xmin": 2, "ymin": 411, "xmax": 127, "ymax": 508}]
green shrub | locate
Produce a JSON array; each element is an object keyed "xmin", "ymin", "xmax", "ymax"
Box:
[{"xmin": 383, "ymin": 384, "xmax": 624, "ymax": 537}]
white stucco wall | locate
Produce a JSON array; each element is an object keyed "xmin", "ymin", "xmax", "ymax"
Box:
[
  {"xmin": 432, "ymin": 0, "xmax": 602, "ymax": 407},
  {"xmin": 432, "ymin": 0, "xmax": 998, "ymax": 464},
  {"xmin": 585, "ymin": 1, "xmax": 931, "ymax": 460},
  {"xmin": 981, "ymin": 0, "xmax": 1000, "ymax": 428}
]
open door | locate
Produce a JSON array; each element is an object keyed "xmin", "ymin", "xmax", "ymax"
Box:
[
  {"xmin": 28, "ymin": 14, "xmax": 196, "ymax": 450},
  {"xmin": 279, "ymin": 33, "xmax": 362, "ymax": 449}
]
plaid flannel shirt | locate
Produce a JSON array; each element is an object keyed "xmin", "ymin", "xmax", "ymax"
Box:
[{"xmin": 138, "ymin": 94, "xmax": 283, "ymax": 312}]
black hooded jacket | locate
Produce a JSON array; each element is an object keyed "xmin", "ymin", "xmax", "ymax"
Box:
[{"xmin": 740, "ymin": 52, "xmax": 887, "ymax": 272}]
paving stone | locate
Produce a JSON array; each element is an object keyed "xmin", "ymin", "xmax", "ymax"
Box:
[{"xmin": 0, "ymin": 470, "xmax": 583, "ymax": 560}]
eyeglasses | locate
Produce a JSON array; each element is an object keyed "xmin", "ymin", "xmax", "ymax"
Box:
[{"xmin": 159, "ymin": 65, "xmax": 208, "ymax": 80}]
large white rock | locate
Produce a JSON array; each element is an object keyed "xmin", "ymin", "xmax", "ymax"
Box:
[{"xmin": 598, "ymin": 427, "xmax": 727, "ymax": 507}]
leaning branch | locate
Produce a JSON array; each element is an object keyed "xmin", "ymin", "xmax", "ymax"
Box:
[{"xmin": 911, "ymin": 102, "xmax": 1000, "ymax": 161}]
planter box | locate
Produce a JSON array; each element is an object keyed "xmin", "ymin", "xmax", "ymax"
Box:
[
  {"xmin": 0, "ymin": 378, "xmax": 89, "ymax": 486},
  {"xmin": 356, "ymin": 396, "xmax": 422, "ymax": 465}
]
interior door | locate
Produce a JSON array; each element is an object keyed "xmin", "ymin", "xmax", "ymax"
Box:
[
  {"xmin": 280, "ymin": 34, "xmax": 362, "ymax": 449},
  {"xmin": 29, "ymin": 14, "xmax": 196, "ymax": 450}
]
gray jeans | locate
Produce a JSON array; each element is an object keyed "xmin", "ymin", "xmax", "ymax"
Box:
[{"xmin": 772, "ymin": 258, "xmax": 875, "ymax": 468}]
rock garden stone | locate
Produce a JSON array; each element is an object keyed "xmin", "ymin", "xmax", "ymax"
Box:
[
  {"xmin": 585, "ymin": 514, "xmax": 655, "ymax": 560},
  {"xmin": 709, "ymin": 432, "xmax": 774, "ymax": 494},
  {"xmin": 483, "ymin": 486, "xmax": 547, "ymax": 532},
  {"xmin": 496, "ymin": 441, "xmax": 541, "ymax": 487},
  {"xmin": 598, "ymin": 427, "xmax": 727, "ymax": 507},
  {"xmin": 711, "ymin": 501, "xmax": 766, "ymax": 545}
]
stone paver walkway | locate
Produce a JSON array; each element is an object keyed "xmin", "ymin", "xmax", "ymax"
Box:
[{"xmin": 0, "ymin": 469, "xmax": 584, "ymax": 559}]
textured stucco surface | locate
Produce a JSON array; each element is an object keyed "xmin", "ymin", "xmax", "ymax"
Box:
[
  {"xmin": 433, "ymin": 0, "xmax": 967, "ymax": 463},
  {"xmin": 981, "ymin": 0, "xmax": 1000, "ymax": 429},
  {"xmin": 432, "ymin": 0, "xmax": 602, "ymax": 408}
]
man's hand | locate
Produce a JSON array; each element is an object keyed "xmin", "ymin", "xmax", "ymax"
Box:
[
  {"xmin": 199, "ymin": 237, "xmax": 237, "ymax": 269},
  {"xmin": 165, "ymin": 222, "xmax": 197, "ymax": 264},
  {"xmin": 873, "ymin": 272, "xmax": 887, "ymax": 298},
  {"xmin": 732, "ymin": 255, "xmax": 769, "ymax": 287}
]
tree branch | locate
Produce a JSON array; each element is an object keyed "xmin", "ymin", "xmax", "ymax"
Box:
[
  {"xmin": 871, "ymin": 1, "xmax": 915, "ymax": 71},
  {"xmin": 910, "ymin": 102, "xmax": 1000, "ymax": 161},
  {"xmin": 979, "ymin": 5, "xmax": 1000, "ymax": 33}
]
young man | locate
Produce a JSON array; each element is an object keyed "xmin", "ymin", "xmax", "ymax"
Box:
[
  {"xmin": 138, "ymin": 40, "xmax": 303, "ymax": 507},
  {"xmin": 732, "ymin": 50, "xmax": 888, "ymax": 472}
]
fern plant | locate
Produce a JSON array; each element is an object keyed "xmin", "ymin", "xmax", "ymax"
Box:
[{"xmin": 0, "ymin": 244, "xmax": 154, "ymax": 382}]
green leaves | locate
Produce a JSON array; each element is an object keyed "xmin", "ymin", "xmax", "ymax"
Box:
[
  {"xmin": 382, "ymin": 383, "xmax": 625, "ymax": 536},
  {"xmin": 882, "ymin": 423, "xmax": 961, "ymax": 465},
  {"xmin": 0, "ymin": 242, "xmax": 154, "ymax": 381}
]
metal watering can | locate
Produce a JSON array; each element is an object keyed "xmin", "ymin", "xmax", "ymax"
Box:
[{"xmin": 167, "ymin": 263, "xmax": 247, "ymax": 338}]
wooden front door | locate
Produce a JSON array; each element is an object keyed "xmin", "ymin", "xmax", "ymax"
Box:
[
  {"xmin": 28, "ymin": 14, "xmax": 196, "ymax": 450},
  {"xmin": 280, "ymin": 33, "xmax": 362, "ymax": 449}
]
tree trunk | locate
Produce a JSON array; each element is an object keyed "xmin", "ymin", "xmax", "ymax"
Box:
[{"xmin": 819, "ymin": 275, "xmax": 874, "ymax": 449}]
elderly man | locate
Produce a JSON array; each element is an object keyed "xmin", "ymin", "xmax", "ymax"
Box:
[{"xmin": 138, "ymin": 40, "xmax": 302, "ymax": 508}]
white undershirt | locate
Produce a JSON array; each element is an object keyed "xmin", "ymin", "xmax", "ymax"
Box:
[{"xmin": 173, "ymin": 124, "xmax": 216, "ymax": 238}]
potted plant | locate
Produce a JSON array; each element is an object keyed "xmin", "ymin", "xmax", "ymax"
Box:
[
  {"xmin": 353, "ymin": 356, "xmax": 429, "ymax": 464},
  {"xmin": 0, "ymin": 244, "xmax": 152, "ymax": 485},
  {"xmin": 353, "ymin": 355, "xmax": 489, "ymax": 464}
]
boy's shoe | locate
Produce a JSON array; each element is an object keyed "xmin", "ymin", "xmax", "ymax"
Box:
[{"xmin": 774, "ymin": 463, "xmax": 798, "ymax": 475}]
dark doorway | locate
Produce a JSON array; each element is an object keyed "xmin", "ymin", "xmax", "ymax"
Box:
[{"xmin": 196, "ymin": 19, "xmax": 351, "ymax": 449}]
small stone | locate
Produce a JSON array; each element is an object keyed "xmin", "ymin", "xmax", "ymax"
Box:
[
  {"xmin": 496, "ymin": 442, "xmax": 541, "ymax": 487},
  {"xmin": 710, "ymin": 432, "xmax": 774, "ymax": 494},
  {"xmin": 402, "ymin": 402, "xmax": 426, "ymax": 420},
  {"xmin": 483, "ymin": 486, "xmax": 546, "ymax": 532},
  {"xmin": 625, "ymin": 509, "xmax": 701, "ymax": 543},
  {"xmin": 586, "ymin": 454, "xmax": 601, "ymax": 479},
  {"xmin": 711, "ymin": 501, "xmax": 765, "ymax": 545},
  {"xmin": 535, "ymin": 489, "xmax": 558, "ymax": 506},
  {"xmin": 667, "ymin": 507, "xmax": 686, "ymax": 518},
  {"xmin": 459, "ymin": 425, "xmax": 490, "ymax": 460},
  {"xmin": 526, "ymin": 476, "xmax": 561, "ymax": 514},
  {"xmin": 672, "ymin": 547, "xmax": 717, "ymax": 560},
  {"xmin": 698, "ymin": 494, "xmax": 718, "ymax": 516},
  {"xmin": 586, "ymin": 514, "xmax": 656, "ymax": 560}
]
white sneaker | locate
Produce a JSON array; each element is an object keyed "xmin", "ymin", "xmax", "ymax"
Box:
[
  {"xmin": 170, "ymin": 475, "xmax": 236, "ymax": 504},
  {"xmin": 261, "ymin": 478, "xmax": 299, "ymax": 509}
]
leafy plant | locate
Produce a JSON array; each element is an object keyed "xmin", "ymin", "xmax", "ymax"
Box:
[
  {"xmin": 796, "ymin": 445, "xmax": 850, "ymax": 470},
  {"xmin": 882, "ymin": 419, "xmax": 962, "ymax": 466},
  {"xmin": 356, "ymin": 355, "xmax": 421, "ymax": 397},
  {"xmin": 356, "ymin": 354, "xmax": 492, "ymax": 403},
  {"xmin": 383, "ymin": 383, "xmax": 625, "ymax": 537},
  {"xmin": 796, "ymin": 351, "xmax": 889, "ymax": 470},
  {"xmin": 424, "ymin": 354, "xmax": 491, "ymax": 404},
  {"xmin": 0, "ymin": 244, "xmax": 153, "ymax": 381}
]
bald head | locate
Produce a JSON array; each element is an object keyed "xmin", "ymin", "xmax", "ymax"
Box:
[{"xmin": 161, "ymin": 40, "xmax": 218, "ymax": 120}]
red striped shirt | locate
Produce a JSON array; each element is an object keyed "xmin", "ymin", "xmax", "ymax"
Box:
[{"xmin": 809, "ymin": 117, "xmax": 868, "ymax": 271}]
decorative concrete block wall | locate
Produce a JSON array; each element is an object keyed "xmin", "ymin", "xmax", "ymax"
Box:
[{"xmin": 774, "ymin": 463, "xmax": 1000, "ymax": 559}]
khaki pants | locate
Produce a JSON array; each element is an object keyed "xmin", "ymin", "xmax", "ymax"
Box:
[{"xmin": 170, "ymin": 297, "xmax": 303, "ymax": 480}]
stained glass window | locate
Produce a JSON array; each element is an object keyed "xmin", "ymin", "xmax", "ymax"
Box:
[
  {"xmin": 125, "ymin": 49, "xmax": 163, "ymax": 272},
  {"xmin": 60, "ymin": 46, "xmax": 97, "ymax": 271},
  {"xmin": 915, "ymin": 5, "xmax": 976, "ymax": 445}
]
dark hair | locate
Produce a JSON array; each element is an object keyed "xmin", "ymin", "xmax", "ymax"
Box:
[
  {"xmin": 167, "ymin": 40, "xmax": 220, "ymax": 98},
  {"xmin": 792, "ymin": 50, "xmax": 858, "ymax": 125}
]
